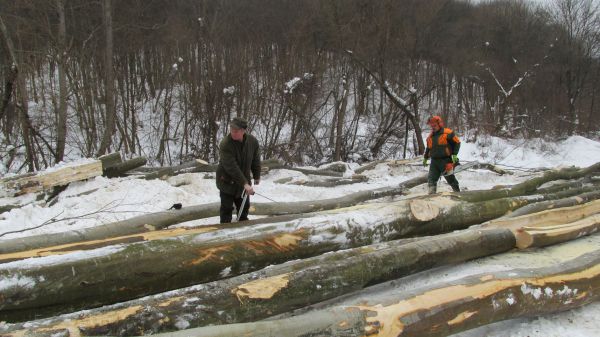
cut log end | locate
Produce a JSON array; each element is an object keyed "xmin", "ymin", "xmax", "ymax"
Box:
[{"xmin": 410, "ymin": 199, "xmax": 440, "ymax": 222}]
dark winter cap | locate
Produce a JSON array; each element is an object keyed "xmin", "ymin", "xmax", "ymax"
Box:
[{"xmin": 230, "ymin": 117, "xmax": 248, "ymax": 129}]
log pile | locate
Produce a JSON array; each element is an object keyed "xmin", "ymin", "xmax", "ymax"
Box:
[{"xmin": 1, "ymin": 161, "xmax": 600, "ymax": 337}]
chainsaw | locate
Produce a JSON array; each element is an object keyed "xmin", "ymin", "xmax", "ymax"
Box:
[{"xmin": 443, "ymin": 160, "xmax": 479, "ymax": 176}]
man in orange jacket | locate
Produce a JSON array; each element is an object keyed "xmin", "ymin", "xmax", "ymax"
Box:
[{"xmin": 422, "ymin": 115, "xmax": 461, "ymax": 194}]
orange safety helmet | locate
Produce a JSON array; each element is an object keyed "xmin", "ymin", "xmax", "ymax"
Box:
[{"xmin": 427, "ymin": 115, "xmax": 444, "ymax": 128}]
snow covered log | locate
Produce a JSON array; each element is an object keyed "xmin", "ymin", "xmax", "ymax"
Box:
[
  {"xmin": 157, "ymin": 244, "xmax": 600, "ymax": 337},
  {"xmin": 1, "ymin": 228, "xmax": 515, "ymax": 336},
  {"xmin": 0, "ymin": 160, "xmax": 103, "ymax": 197}
]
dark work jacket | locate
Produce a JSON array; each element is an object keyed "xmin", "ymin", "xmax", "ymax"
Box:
[
  {"xmin": 216, "ymin": 133, "xmax": 261, "ymax": 197},
  {"xmin": 424, "ymin": 127, "xmax": 461, "ymax": 160}
]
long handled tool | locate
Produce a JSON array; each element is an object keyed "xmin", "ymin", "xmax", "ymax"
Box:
[{"xmin": 235, "ymin": 190, "xmax": 248, "ymax": 222}]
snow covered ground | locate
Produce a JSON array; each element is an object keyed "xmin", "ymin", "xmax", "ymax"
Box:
[{"xmin": 1, "ymin": 134, "xmax": 599, "ymax": 336}]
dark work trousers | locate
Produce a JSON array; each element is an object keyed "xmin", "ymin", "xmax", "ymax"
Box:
[
  {"xmin": 219, "ymin": 191, "xmax": 250, "ymax": 223},
  {"xmin": 427, "ymin": 157, "xmax": 460, "ymax": 193}
]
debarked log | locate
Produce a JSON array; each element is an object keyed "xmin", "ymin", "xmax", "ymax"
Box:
[
  {"xmin": 2, "ymin": 228, "xmax": 515, "ymax": 336},
  {"xmin": 142, "ymin": 246, "xmax": 600, "ymax": 337},
  {"xmin": 515, "ymin": 213, "xmax": 600, "ymax": 249},
  {"xmin": 0, "ymin": 191, "xmax": 545, "ymax": 321},
  {"xmin": 483, "ymin": 199, "xmax": 600, "ymax": 232}
]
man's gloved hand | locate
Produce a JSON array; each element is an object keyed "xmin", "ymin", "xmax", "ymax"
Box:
[
  {"xmin": 451, "ymin": 155, "xmax": 459, "ymax": 164},
  {"xmin": 422, "ymin": 158, "xmax": 428, "ymax": 167}
]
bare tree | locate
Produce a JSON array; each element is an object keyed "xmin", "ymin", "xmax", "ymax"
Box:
[{"xmin": 97, "ymin": 0, "xmax": 115, "ymax": 156}]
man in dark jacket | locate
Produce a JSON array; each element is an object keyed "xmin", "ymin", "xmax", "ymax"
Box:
[
  {"xmin": 216, "ymin": 117, "xmax": 261, "ymax": 223},
  {"xmin": 422, "ymin": 115, "xmax": 461, "ymax": 194}
]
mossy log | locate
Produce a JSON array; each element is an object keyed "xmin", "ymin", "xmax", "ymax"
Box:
[
  {"xmin": 160, "ymin": 245, "xmax": 600, "ymax": 337},
  {"xmin": 2, "ymin": 229, "xmax": 515, "ymax": 336}
]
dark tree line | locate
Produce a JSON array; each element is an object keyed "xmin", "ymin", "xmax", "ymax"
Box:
[{"xmin": 0, "ymin": 0, "xmax": 598, "ymax": 172}]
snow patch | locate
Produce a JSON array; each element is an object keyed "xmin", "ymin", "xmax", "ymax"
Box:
[{"xmin": 0, "ymin": 275, "xmax": 37, "ymax": 291}]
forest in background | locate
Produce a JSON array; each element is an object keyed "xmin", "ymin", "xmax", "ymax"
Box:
[{"xmin": 0, "ymin": 0, "xmax": 599, "ymax": 173}]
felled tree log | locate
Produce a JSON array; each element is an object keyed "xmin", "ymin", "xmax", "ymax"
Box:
[
  {"xmin": 0, "ymin": 189, "xmax": 550, "ymax": 321},
  {"xmin": 459, "ymin": 161, "xmax": 600, "ymax": 202},
  {"xmin": 98, "ymin": 152, "xmax": 122, "ymax": 173},
  {"xmin": 483, "ymin": 199, "xmax": 600, "ymax": 232},
  {"xmin": 504, "ymin": 189, "xmax": 600, "ymax": 218},
  {"xmin": 515, "ymin": 213, "xmax": 600, "ymax": 249},
  {"xmin": 161, "ymin": 244, "xmax": 600, "ymax": 337},
  {"xmin": 2, "ymin": 228, "xmax": 515, "ymax": 336},
  {"xmin": 286, "ymin": 174, "xmax": 368, "ymax": 187},
  {"xmin": 0, "ymin": 160, "xmax": 103, "ymax": 197},
  {"xmin": 354, "ymin": 159, "xmax": 417, "ymax": 174},
  {"xmin": 102, "ymin": 156, "xmax": 147, "ymax": 178},
  {"xmin": 140, "ymin": 159, "xmax": 210, "ymax": 180}
]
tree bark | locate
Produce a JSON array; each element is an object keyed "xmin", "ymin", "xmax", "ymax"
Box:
[{"xmin": 2, "ymin": 229, "xmax": 515, "ymax": 336}]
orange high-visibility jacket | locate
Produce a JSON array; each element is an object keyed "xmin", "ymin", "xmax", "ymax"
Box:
[{"xmin": 424, "ymin": 128, "xmax": 460, "ymax": 159}]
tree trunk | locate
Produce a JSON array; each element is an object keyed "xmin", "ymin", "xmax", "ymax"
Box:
[
  {"xmin": 55, "ymin": 0, "xmax": 67, "ymax": 163},
  {"xmin": 3, "ymin": 229, "xmax": 515, "ymax": 336},
  {"xmin": 97, "ymin": 0, "xmax": 116, "ymax": 155}
]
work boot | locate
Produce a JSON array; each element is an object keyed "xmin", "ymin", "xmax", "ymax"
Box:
[
  {"xmin": 428, "ymin": 185, "xmax": 437, "ymax": 195},
  {"xmin": 451, "ymin": 184, "xmax": 460, "ymax": 192}
]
